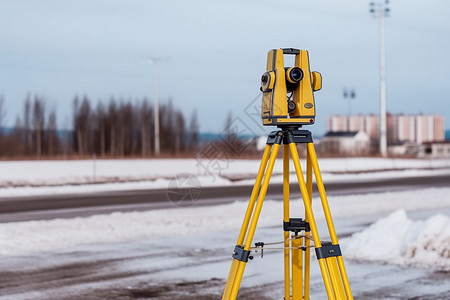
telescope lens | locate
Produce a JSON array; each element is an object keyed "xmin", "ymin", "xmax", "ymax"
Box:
[
  {"xmin": 288, "ymin": 67, "xmax": 303, "ymax": 82},
  {"xmin": 291, "ymin": 69, "xmax": 302, "ymax": 81}
]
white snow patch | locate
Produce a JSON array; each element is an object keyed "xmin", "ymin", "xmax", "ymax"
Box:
[
  {"xmin": 0, "ymin": 157, "xmax": 449, "ymax": 187},
  {"xmin": 343, "ymin": 210, "xmax": 450, "ymax": 271},
  {"xmin": 0, "ymin": 157, "xmax": 450, "ymax": 198},
  {"xmin": 0, "ymin": 187, "xmax": 449, "ymax": 258},
  {"xmin": 0, "ymin": 200, "xmax": 281, "ymax": 256},
  {"xmin": 0, "ymin": 175, "xmax": 235, "ymax": 198}
]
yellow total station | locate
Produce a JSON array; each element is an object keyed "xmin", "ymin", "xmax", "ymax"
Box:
[
  {"xmin": 222, "ymin": 48, "xmax": 353, "ymax": 300},
  {"xmin": 261, "ymin": 48, "xmax": 322, "ymax": 126}
]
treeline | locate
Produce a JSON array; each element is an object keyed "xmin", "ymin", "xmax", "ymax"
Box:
[{"xmin": 0, "ymin": 95, "xmax": 199, "ymax": 158}]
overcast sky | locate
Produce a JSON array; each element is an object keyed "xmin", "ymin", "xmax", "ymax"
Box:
[{"xmin": 1, "ymin": 0, "xmax": 449, "ymax": 136}]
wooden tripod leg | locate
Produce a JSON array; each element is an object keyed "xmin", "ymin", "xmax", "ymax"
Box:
[
  {"xmin": 237, "ymin": 145, "xmax": 272, "ymax": 245},
  {"xmin": 224, "ymin": 138, "xmax": 282, "ymax": 300},
  {"xmin": 305, "ymin": 148, "xmax": 313, "ymax": 300},
  {"xmin": 288, "ymin": 142, "xmax": 335, "ymax": 299},
  {"xmin": 283, "ymin": 145, "xmax": 291, "ymax": 300},
  {"xmin": 229, "ymin": 142, "xmax": 281, "ymax": 300},
  {"xmin": 307, "ymin": 143, "xmax": 353, "ymax": 299},
  {"xmin": 222, "ymin": 145, "xmax": 272, "ymax": 300},
  {"xmin": 292, "ymin": 235, "xmax": 303, "ymax": 300}
]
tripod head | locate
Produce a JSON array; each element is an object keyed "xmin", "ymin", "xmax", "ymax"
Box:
[{"xmin": 261, "ymin": 48, "xmax": 322, "ymax": 127}]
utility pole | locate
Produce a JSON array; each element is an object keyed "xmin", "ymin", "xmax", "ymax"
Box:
[
  {"xmin": 370, "ymin": 0, "xmax": 390, "ymax": 157},
  {"xmin": 148, "ymin": 58, "xmax": 161, "ymax": 156}
]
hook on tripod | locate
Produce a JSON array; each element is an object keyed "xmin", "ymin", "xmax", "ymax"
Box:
[{"xmin": 254, "ymin": 242, "xmax": 265, "ymax": 258}]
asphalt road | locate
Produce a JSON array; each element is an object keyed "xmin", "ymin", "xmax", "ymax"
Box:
[{"xmin": 0, "ymin": 173, "xmax": 449, "ymax": 223}]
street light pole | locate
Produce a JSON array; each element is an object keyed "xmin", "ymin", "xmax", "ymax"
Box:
[
  {"xmin": 343, "ymin": 88, "xmax": 356, "ymax": 130},
  {"xmin": 370, "ymin": 1, "xmax": 390, "ymax": 157},
  {"xmin": 149, "ymin": 58, "xmax": 160, "ymax": 156}
]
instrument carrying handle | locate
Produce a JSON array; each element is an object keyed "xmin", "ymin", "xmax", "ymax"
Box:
[{"xmin": 282, "ymin": 48, "xmax": 300, "ymax": 55}]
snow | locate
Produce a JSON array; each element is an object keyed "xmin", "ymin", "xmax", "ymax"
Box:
[
  {"xmin": 0, "ymin": 157, "xmax": 449, "ymax": 271},
  {"xmin": 343, "ymin": 210, "xmax": 450, "ymax": 271},
  {"xmin": 0, "ymin": 168, "xmax": 448, "ymax": 198},
  {"xmin": 0, "ymin": 157, "xmax": 450, "ymax": 197},
  {"xmin": 1, "ymin": 157, "xmax": 449, "ymax": 186},
  {"xmin": 0, "ymin": 186, "xmax": 449, "ymax": 273}
]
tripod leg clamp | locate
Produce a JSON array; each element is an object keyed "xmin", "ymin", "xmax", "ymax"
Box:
[
  {"xmin": 315, "ymin": 242, "xmax": 342, "ymax": 259},
  {"xmin": 232, "ymin": 245, "xmax": 252, "ymax": 262},
  {"xmin": 266, "ymin": 131, "xmax": 284, "ymax": 145},
  {"xmin": 283, "ymin": 218, "xmax": 310, "ymax": 233}
]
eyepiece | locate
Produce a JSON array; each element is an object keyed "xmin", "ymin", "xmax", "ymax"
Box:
[
  {"xmin": 261, "ymin": 74, "xmax": 268, "ymax": 83},
  {"xmin": 260, "ymin": 71, "xmax": 275, "ymax": 92}
]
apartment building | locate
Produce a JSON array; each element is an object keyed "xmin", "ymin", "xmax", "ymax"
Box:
[{"xmin": 327, "ymin": 114, "xmax": 445, "ymax": 144}]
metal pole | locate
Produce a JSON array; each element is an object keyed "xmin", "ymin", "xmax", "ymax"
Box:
[
  {"xmin": 343, "ymin": 88, "xmax": 356, "ymax": 131},
  {"xmin": 379, "ymin": 6, "xmax": 387, "ymax": 156}
]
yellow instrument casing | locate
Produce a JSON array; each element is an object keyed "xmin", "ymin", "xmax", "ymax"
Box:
[{"xmin": 261, "ymin": 48, "xmax": 321, "ymax": 127}]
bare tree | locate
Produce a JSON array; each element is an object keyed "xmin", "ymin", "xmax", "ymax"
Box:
[
  {"xmin": 24, "ymin": 95, "xmax": 33, "ymax": 154},
  {"xmin": 82, "ymin": 96, "xmax": 93, "ymax": 154},
  {"xmin": 0, "ymin": 96, "xmax": 5, "ymax": 136},
  {"xmin": 0, "ymin": 94, "xmax": 198, "ymax": 159},
  {"xmin": 189, "ymin": 110, "xmax": 199, "ymax": 152},
  {"xmin": 160, "ymin": 100, "xmax": 175, "ymax": 154},
  {"xmin": 73, "ymin": 96, "xmax": 82, "ymax": 155},
  {"xmin": 140, "ymin": 99, "xmax": 153, "ymax": 157},
  {"xmin": 107, "ymin": 99, "xmax": 118, "ymax": 156},
  {"xmin": 73, "ymin": 96, "xmax": 93, "ymax": 156},
  {"xmin": 61, "ymin": 120, "xmax": 72, "ymax": 157},
  {"xmin": 223, "ymin": 111, "xmax": 242, "ymax": 156},
  {"xmin": 118, "ymin": 101, "xmax": 134, "ymax": 156},
  {"xmin": 0, "ymin": 116, "xmax": 24, "ymax": 158},
  {"xmin": 96, "ymin": 102, "xmax": 107, "ymax": 157},
  {"xmin": 224, "ymin": 111, "xmax": 233, "ymax": 135},
  {"xmin": 33, "ymin": 96, "xmax": 45, "ymax": 157},
  {"xmin": 47, "ymin": 109, "xmax": 58, "ymax": 156},
  {"xmin": 224, "ymin": 111, "xmax": 237, "ymax": 145},
  {"xmin": 174, "ymin": 111, "xmax": 185, "ymax": 155}
]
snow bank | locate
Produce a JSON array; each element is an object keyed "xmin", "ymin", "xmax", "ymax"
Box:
[
  {"xmin": 343, "ymin": 210, "xmax": 450, "ymax": 271},
  {"xmin": 0, "ymin": 200, "xmax": 282, "ymax": 256}
]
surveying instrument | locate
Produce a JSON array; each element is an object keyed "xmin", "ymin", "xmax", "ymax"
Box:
[{"xmin": 222, "ymin": 48, "xmax": 353, "ymax": 300}]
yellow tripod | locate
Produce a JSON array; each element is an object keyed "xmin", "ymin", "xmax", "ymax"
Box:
[{"xmin": 222, "ymin": 128, "xmax": 353, "ymax": 300}]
